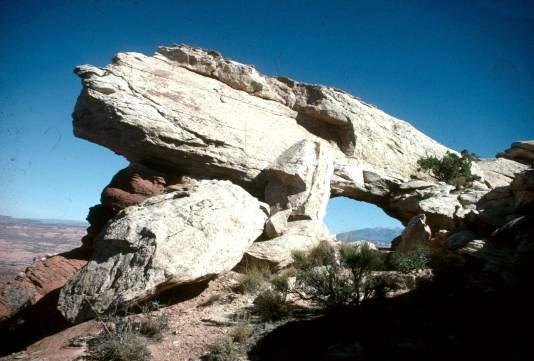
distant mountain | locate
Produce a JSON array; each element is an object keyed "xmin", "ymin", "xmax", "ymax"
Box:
[{"xmin": 336, "ymin": 227, "xmax": 403, "ymax": 247}]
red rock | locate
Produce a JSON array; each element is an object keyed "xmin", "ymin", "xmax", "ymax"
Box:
[
  {"xmin": 82, "ymin": 164, "xmax": 172, "ymax": 250},
  {"xmin": 100, "ymin": 164, "xmax": 168, "ymax": 211},
  {"xmin": 0, "ymin": 247, "xmax": 89, "ymax": 323}
]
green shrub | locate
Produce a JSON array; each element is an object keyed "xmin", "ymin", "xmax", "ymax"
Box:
[
  {"xmin": 390, "ymin": 247, "xmax": 430, "ymax": 274},
  {"xmin": 230, "ymin": 322, "xmax": 253, "ymax": 344},
  {"xmin": 135, "ymin": 314, "xmax": 168, "ymax": 341},
  {"xmin": 253, "ymin": 289, "xmax": 290, "ymax": 321},
  {"xmin": 87, "ymin": 302, "xmax": 168, "ymax": 360},
  {"xmin": 88, "ymin": 329, "xmax": 150, "ymax": 361},
  {"xmin": 236, "ymin": 265, "xmax": 272, "ymax": 294},
  {"xmin": 271, "ymin": 274, "xmax": 290, "ymax": 297},
  {"xmin": 206, "ymin": 337, "xmax": 247, "ymax": 361},
  {"xmin": 206, "ymin": 323, "xmax": 253, "ymax": 361},
  {"xmin": 417, "ymin": 150, "xmax": 480, "ymax": 186},
  {"xmin": 292, "ymin": 242, "xmax": 388, "ymax": 308}
]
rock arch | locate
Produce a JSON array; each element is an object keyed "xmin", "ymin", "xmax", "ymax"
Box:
[
  {"xmin": 2, "ymin": 43, "xmax": 532, "ymax": 327},
  {"xmin": 72, "ymin": 44, "xmax": 532, "ymax": 235}
]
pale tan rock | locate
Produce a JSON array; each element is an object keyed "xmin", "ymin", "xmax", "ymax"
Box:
[
  {"xmin": 264, "ymin": 209, "xmax": 292, "ymax": 239},
  {"xmin": 265, "ymin": 140, "xmax": 334, "ymax": 221},
  {"xmin": 73, "ymin": 44, "xmax": 453, "ymax": 202},
  {"xmin": 72, "ymin": 44, "xmax": 525, "ymax": 235},
  {"xmin": 392, "ymin": 214, "xmax": 431, "ymax": 252},
  {"xmin": 58, "ymin": 180, "xmax": 266, "ymax": 323},
  {"xmin": 341, "ymin": 240, "xmax": 378, "ymax": 251},
  {"xmin": 476, "ymin": 158, "xmax": 528, "ymax": 188},
  {"xmin": 245, "ymin": 220, "xmax": 331, "ymax": 269},
  {"xmin": 399, "ymin": 180, "xmax": 435, "ymax": 191}
]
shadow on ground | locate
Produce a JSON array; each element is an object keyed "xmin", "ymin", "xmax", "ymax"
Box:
[
  {"xmin": 249, "ymin": 260, "xmax": 533, "ymax": 361},
  {"xmin": 0, "ymin": 276, "xmax": 212, "ymax": 356}
]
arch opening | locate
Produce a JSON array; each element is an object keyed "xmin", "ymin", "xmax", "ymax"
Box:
[{"xmin": 325, "ymin": 196, "xmax": 403, "ymax": 248}]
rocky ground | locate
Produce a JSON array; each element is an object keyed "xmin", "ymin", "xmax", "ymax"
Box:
[
  {"xmin": 3, "ymin": 259, "xmax": 532, "ymax": 361},
  {"xmin": 0, "ymin": 272, "xmax": 296, "ymax": 361}
]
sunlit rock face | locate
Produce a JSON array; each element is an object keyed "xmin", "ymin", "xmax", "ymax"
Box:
[
  {"xmin": 58, "ymin": 180, "xmax": 267, "ymax": 323},
  {"xmin": 72, "ymin": 45, "xmax": 450, "ymax": 205},
  {"xmin": 55, "ymin": 44, "xmax": 533, "ymax": 323}
]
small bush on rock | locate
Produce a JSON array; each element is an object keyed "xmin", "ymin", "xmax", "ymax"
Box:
[
  {"xmin": 206, "ymin": 337, "xmax": 246, "ymax": 361},
  {"xmin": 231, "ymin": 322, "xmax": 253, "ymax": 344},
  {"xmin": 136, "ymin": 314, "xmax": 168, "ymax": 341},
  {"xmin": 417, "ymin": 150, "xmax": 480, "ymax": 187},
  {"xmin": 271, "ymin": 274, "xmax": 290, "ymax": 298}
]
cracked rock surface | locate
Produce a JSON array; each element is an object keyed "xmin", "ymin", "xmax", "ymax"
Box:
[
  {"xmin": 73, "ymin": 44, "xmax": 453, "ymax": 199},
  {"xmin": 58, "ymin": 180, "xmax": 267, "ymax": 323}
]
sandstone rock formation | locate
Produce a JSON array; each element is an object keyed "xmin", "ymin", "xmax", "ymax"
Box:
[
  {"xmin": 81, "ymin": 163, "xmax": 176, "ymax": 249},
  {"xmin": 58, "ymin": 180, "xmax": 267, "ymax": 322},
  {"xmin": 498, "ymin": 140, "xmax": 534, "ymax": 165},
  {"xmin": 446, "ymin": 230, "xmax": 476, "ymax": 250},
  {"xmin": 73, "ymin": 44, "xmax": 462, "ymax": 229},
  {"xmin": 445, "ymin": 168, "xmax": 534, "ymax": 274},
  {"xmin": 0, "ymin": 248, "xmax": 89, "ymax": 322},
  {"xmin": 476, "ymin": 158, "xmax": 528, "ymax": 188},
  {"xmin": 264, "ymin": 139, "xmax": 334, "ymax": 221},
  {"xmin": 244, "ymin": 220, "xmax": 332, "ymax": 270},
  {"xmin": 100, "ymin": 163, "xmax": 169, "ymax": 211},
  {"xmin": 391, "ymin": 214, "xmax": 431, "ymax": 252},
  {"xmin": 67, "ymin": 44, "xmax": 534, "ymax": 291},
  {"xmin": 2, "ymin": 44, "xmax": 533, "ymax": 358},
  {"xmin": 264, "ymin": 209, "xmax": 292, "ymax": 239},
  {"xmin": 69, "ymin": 45, "xmax": 534, "ymax": 236}
]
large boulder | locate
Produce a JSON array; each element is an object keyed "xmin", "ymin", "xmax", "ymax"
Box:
[
  {"xmin": 476, "ymin": 158, "xmax": 528, "ymax": 188},
  {"xmin": 100, "ymin": 163, "xmax": 169, "ymax": 211},
  {"xmin": 446, "ymin": 230, "xmax": 476, "ymax": 250},
  {"xmin": 264, "ymin": 209, "xmax": 292, "ymax": 239},
  {"xmin": 58, "ymin": 180, "xmax": 267, "ymax": 323},
  {"xmin": 497, "ymin": 140, "xmax": 534, "ymax": 165},
  {"xmin": 391, "ymin": 214, "xmax": 431, "ymax": 252},
  {"xmin": 264, "ymin": 140, "xmax": 334, "ymax": 221},
  {"xmin": 243, "ymin": 220, "xmax": 331, "ymax": 270},
  {"xmin": 388, "ymin": 182, "xmax": 462, "ymax": 230}
]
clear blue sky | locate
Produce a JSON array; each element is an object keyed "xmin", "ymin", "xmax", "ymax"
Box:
[{"xmin": 0, "ymin": 0, "xmax": 533, "ymax": 234}]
